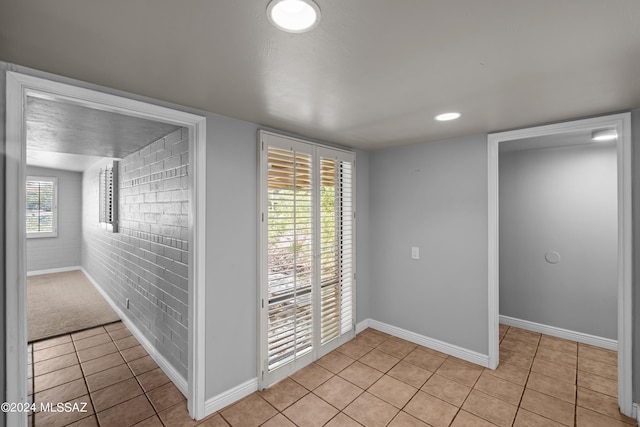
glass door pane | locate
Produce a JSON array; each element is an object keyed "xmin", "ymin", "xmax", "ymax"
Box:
[{"xmin": 266, "ymin": 147, "xmax": 314, "ymax": 371}]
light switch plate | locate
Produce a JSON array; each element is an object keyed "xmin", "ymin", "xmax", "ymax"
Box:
[{"xmin": 411, "ymin": 247, "xmax": 419, "ymax": 260}]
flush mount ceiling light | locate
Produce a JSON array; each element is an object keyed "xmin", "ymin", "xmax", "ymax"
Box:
[
  {"xmin": 591, "ymin": 128, "xmax": 618, "ymax": 141},
  {"xmin": 267, "ymin": 0, "xmax": 321, "ymax": 33},
  {"xmin": 435, "ymin": 112, "xmax": 461, "ymax": 121}
]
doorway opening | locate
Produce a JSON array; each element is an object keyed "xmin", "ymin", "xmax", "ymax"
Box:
[
  {"xmin": 6, "ymin": 71, "xmax": 208, "ymax": 425},
  {"xmin": 487, "ymin": 113, "xmax": 633, "ymax": 416},
  {"xmin": 23, "ymin": 94, "xmax": 182, "ymax": 342}
]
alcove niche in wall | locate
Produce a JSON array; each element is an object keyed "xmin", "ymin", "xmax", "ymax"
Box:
[{"xmin": 487, "ymin": 113, "xmax": 632, "ymax": 416}]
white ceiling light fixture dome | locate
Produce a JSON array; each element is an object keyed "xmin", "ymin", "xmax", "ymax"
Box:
[
  {"xmin": 591, "ymin": 128, "xmax": 618, "ymax": 141},
  {"xmin": 434, "ymin": 112, "xmax": 461, "ymax": 121},
  {"xmin": 267, "ymin": 0, "xmax": 321, "ymax": 33}
]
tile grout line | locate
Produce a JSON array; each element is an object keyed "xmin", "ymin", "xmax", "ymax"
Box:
[
  {"xmin": 510, "ymin": 328, "xmax": 578, "ymax": 427},
  {"xmin": 30, "ymin": 324, "xmax": 189, "ymax": 427},
  {"xmin": 72, "ymin": 329, "xmax": 105, "ymax": 427},
  {"xmin": 364, "ymin": 333, "xmax": 415, "ymax": 427},
  {"xmin": 372, "ymin": 332, "xmax": 457, "ymax": 426},
  {"xmin": 511, "ymin": 327, "xmax": 538, "ymax": 427},
  {"xmin": 107, "ymin": 328, "xmax": 164, "ymax": 427}
]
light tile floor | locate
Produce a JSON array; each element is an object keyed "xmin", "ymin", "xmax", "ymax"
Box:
[{"xmin": 28, "ymin": 323, "xmax": 636, "ymax": 426}]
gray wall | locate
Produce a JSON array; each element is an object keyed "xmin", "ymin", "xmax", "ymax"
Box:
[
  {"xmin": 499, "ymin": 144, "xmax": 618, "ymax": 339},
  {"xmin": 204, "ymin": 115, "xmax": 259, "ymax": 396},
  {"xmin": 82, "ymin": 127, "xmax": 190, "ymax": 378},
  {"xmin": 369, "ymin": 134, "xmax": 489, "ymax": 354},
  {"xmin": 26, "ymin": 166, "xmax": 82, "ymax": 272}
]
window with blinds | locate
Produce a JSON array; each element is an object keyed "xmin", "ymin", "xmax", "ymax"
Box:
[
  {"xmin": 99, "ymin": 161, "xmax": 119, "ymax": 232},
  {"xmin": 266, "ymin": 147, "xmax": 314, "ymax": 370},
  {"xmin": 26, "ymin": 176, "xmax": 58, "ymax": 238},
  {"xmin": 259, "ymin": 131, "xmax": 356, "ymax": 387}
]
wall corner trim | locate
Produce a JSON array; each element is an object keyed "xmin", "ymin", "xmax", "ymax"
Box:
[
  {"xmin": 499, "ymin": 315, "xmax": 617, "ymax": 351},
  {"xmin": 633, "ymin": 403, "xmax": 639, "ymax": 422},
  {"xmin": 80, "ymin": 268, "xmax": 188, "ymax": 395},
  {"xmin": 355, "ymin": 319, "xmax": 370, "ymax": 334},
  {"xmin": 27, "ymin": 265, "xmax": 81, "ymax": 277},
  {"xmin": 366, "ymin": 319, "xmax": 490, "ymax": 368},
  {"xmin": 204, "ymin": 378, "xmax": 259, "ymax": 417}
]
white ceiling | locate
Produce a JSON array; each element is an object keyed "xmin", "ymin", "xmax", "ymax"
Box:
[
  {"xmin": 26, "ymin": 151, "xmax": 106, "ymax": 173},
  {"xmin": 2, "ymin": 1, "xmax": 640, "ymax": 150},
  {"xmin": 25, "ymin": 97, "xmax": 181, "ymax": 171}
]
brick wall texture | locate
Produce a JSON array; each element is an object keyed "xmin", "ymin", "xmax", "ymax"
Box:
[{"xmin": 82, "ymin": 127, "xmax": 190, "ymax": 378}]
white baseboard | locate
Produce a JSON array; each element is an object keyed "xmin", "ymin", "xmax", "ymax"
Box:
[
  {"xmin": 203, "ymin": 317, "xmax": 488, "ymax": 418},
  {"xmin": 27, "ymin": 265, "xmax": 81, "ymax": 276},
  {"xmin": 499, "ymin": 315, "xmax": 617, "ymax": 351},
  {"xmin": 356, "ymin": 319, "xmax": 370, "ymax": 334},
  {"xmin": 80, "ymin": 267, "xmax": 189, "ymax": 396},
  {"xmin": 365, "ymin": 319, "xmax": 490, "ymax": 368},
  {"xmin": 633, "ymin": 403, "xmax": 639, "ymax": 422},
  {"xmin": 204, "ymin": 378, "xmax": 258, "ymax": 417}
]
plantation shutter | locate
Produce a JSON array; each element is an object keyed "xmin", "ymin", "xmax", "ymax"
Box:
[
  {"xmin": 99, "ymin": 161, "xmax": 119, "ymax": 232},
  {"xmin": 266, "ymin": 146, "xmax": 314, "ymax": 371},
  {"xmin": 319, "ymin": 155, "xmax": 354, "ymax": 344},
  {"xmin": 26, "ymin": 177, "xmax": 57, "ymax": 237},
  {"xmin": 259, "ymin": 131, "xmax": 356, "ymax": 388}
]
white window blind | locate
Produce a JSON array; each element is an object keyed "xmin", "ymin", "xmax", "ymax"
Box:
[
  {"xmin": 259, "ymin": 131, "xmax": 356, "ymax": 387},
  {"xmin": 266, "ymin": 147, "xmax": 314, "ymax": 370},
  {"xmin": 319, "ymin": 156, "xmax": 353, "ymax": 343},
  {"xmin": 26, "ymin": 176, "xmax": 58, "ymax": 238}
]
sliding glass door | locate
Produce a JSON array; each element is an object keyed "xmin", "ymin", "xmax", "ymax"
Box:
[{"xmin": 258, "ymin": 131, "xmax": 355, "ymax": 387}]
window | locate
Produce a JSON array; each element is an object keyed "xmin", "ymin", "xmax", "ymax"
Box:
[
  {"xmin": 259, "ymin": 131, "xmax": 355, "ymax": 387},
  {"xmin": 26, "ymin": 176, "xmax": 58, "ymax": 238},
  {"xmin": 99, "ymin": 161, "xmax": 119, "ymax": 232}
]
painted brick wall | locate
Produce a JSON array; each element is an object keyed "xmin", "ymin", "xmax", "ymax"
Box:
[{"xmin": 81, "ymin": 127, "xmax": 190, "ymax": 378}]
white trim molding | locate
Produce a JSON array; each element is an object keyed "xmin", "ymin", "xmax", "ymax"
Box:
[
  {"xmin": 5, "ymin": 70, "xmax": 208, "ymax": 424},
  {"xmin": 632, "ymin": 402, "xmax": 639, "ymax": 422},
  {"xmin": 26, "ymin": 265, "xmax": 81, "ymax": 277},
  {"xmin": 204, "ymin": 317, "xmax": 490, "ymax": 418},
  {"xmin": 487, "ymin": 112, "xmax": 633, "ymax": 417},
  {"xmin": 356, "ymin": 319, "xmax": 370, "ymax": 334},
  {"xmin": 204, "ymin": 378, "xmax": 259, "ymax": 417},
  {"xmin": 81, "ymin": 268, "xmax": 188, "ymax": 394},
  {"xmin": 500, "ymin": 315, "xmax": 617, "ymax": 351},
  {"xmin": 367, "ymin": 319, "xmax": 490, "ymax": 368}
]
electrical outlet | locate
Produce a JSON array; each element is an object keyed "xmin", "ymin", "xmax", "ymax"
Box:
[
  {"xmin": 411, "ymin": 247, "xmax": 420, "ymax": 260},
  {"xmin": 126, "ymin": 298, "xmax": 130, "ymax": 309}
]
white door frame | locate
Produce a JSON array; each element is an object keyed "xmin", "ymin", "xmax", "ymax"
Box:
[
  {"xmin": 487, "ymin": 113, "xmax": 633, "ymax": 416},
  {"xmin": 5, "ymin": 71, "xmax": 208, "ymax": 425}
]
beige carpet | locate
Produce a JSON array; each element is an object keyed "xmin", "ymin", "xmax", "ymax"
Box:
[{"xmin": 28, "ymin": 270, "xmax": 120, "ymax": 342}]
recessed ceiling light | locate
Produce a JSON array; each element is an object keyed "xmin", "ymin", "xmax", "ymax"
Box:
[
  {"xmin": 591, "ymin": 129, "xmax": 617, "ymax": 141},
  {"xmin": 267, "ymin": 0, "xmax": 321, "ymax": 33},
  {"xmin": 435, "ymin": 112, "xmax": 461, "ymax": 121}
]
